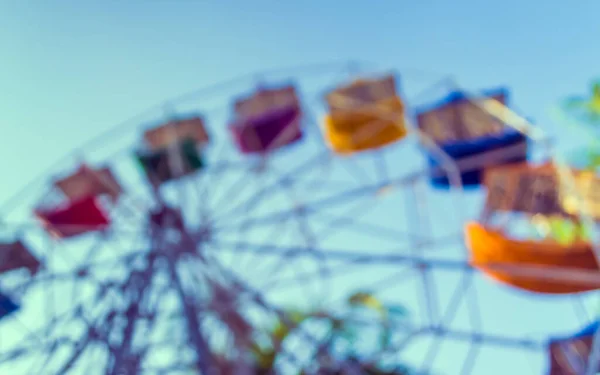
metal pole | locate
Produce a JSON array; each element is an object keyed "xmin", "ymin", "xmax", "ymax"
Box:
[{"xmin": 166, "ymin": 253, "xmax": 215, "ymax": 374}]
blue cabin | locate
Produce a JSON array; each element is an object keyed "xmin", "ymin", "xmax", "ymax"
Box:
[
  {"xmin": 415, "ymin": 88, "xmax": 528, "ymax": 189},
  {"xmin": 547, "ymin": 321, "xmax": 599, "ymax": 374},
  {"xmin": 0, "ymin": 292, "xmax": 19, "ymax": 320}
]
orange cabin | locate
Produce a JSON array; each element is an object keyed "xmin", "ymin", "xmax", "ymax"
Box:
[
  {"xmin": 465, "ymin": 222, "xmax": 600, "ymax": 294},
  {"xmin": 465, "ymin": 163, "xmax": 600, "ymax": 294},
  {"xmin": 322, "ymin": 75, "xmax": 407, "ymax": 155},
  {"xmin": 559, "ymin": 169, "xmax": 600, "ymax": 221}
]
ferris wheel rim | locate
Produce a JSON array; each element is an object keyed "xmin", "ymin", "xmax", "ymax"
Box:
[
  {"xmin": 0, "ymin": 68, "xmax": 596, "ymax": 375},
  {"xmin": 0, "ymin": 60, "xmax": 456, "ymax": 217},
  {"xmin": 0, "ymin": 60, "xmax": 368, "ymax": 216}
]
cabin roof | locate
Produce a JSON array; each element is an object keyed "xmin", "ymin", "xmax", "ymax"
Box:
[{"xmin": 413, "ymin": 87, "xmax": 509, "ymax": 116}]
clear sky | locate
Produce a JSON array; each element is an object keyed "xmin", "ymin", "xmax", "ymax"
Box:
[{"xmin": 2, "ymin": 1, "xmax": 600, "ymax": 374}]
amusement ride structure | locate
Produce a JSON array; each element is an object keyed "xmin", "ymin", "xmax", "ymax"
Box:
[{"xmin": 1, "ymin": 62, "xmax": 600, "ymax": 374}]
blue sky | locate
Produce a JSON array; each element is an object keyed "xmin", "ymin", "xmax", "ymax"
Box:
[
  {"xmin": 2, "ymin": 1, "xmax": 600, "ymax": 374},
  {"xmin": 2, "ymin": 1, "xmax": 599, "ymax": 197}
]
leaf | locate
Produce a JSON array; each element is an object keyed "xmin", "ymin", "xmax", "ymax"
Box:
[
  {"xmin": 380, "ymin": 323, "xmax": 392, "ymax": 349},
  {"xmin": 340, "ymin": 324, "xmax": 358, "ymax": 342},
  {"xmin": 589, "ymin": 152, "xmax": 600, "ymax": 168},
  {"xmin": 591, "ymin": 81, "xmax": 600, "ymax": 102},
  {"xmin": 348, "ymin": 291, "xmax": 386, "ymax": 315},
  {"xmin": 348, "ymin": 292, "xmax": 402, "ymax": 351},
  {"xmin": 248, "ymin": 341, "xmax": 276, "ymax": 369},
  {"xmin": 288, "ymin": 310, "xmax": 309, "ymax": 324},
  {"xmin": 545, "ymin": 218, "xmax": 591, "ymax": 244},
  {"xmin": 386, "ymin": 305, "xmax": 409, "ymax": 317},
  {"xmin": 257, "ymin": 350, "xmax": 276, "ymax": 369},
  {"xmin": 563, "ymin": 96, "xmax": 587, "ymax": 110},
  {"xmin": 548, "ymin": 218, "xmax": 575, "ymax": 245},
  {"xmin": 576, "ymin": 222, "xmax": 592, "ymax": 241},
  {"xmin": 331, "ymin": 317, "xmax": 345, "ymax": 331},
  {"xmin": 270, "ymin": 309, "xmax": 311, "ymax": 345}
]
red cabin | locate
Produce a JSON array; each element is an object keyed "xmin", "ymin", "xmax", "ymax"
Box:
[
  {"xmin": 54, "ymin": 165, "xmax": 122, "ymax": 202},
  {"xmin": 36, "ymin": 165, "xmax": 121, "ymax": 239},
  {"xmin": 35, "ymin": 196, "xmax": 110, "ymax": 238}
]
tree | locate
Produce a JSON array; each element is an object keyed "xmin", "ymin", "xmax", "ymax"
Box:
[{"xmin": 245, "ymin": 290, "xmax": 426, "ymax": 374}]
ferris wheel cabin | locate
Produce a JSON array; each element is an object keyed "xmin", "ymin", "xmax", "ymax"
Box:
[
  {"xmin": 416, "ymin": 88, "xmax": 528, "ymax": 188},
  {"xmin": 547, "ymin": 321, "xmax": 600, "ymax": 374},
  {"xmin": 135, "ymin": 116, "xmax": 209, "ymax": 186},
  {"xmin": 228, "ymin": 85, "xmax": 303, "ymax": 154},
  {"xmin": 35, "ymin": 165, "xmax": 122, "ymax": 239},
  {"xmin": 322, "ymin": 74, "xmax": 407, "ymax": 155},
  {"xmin": 0, "ymin": 292, "xmax": 19, "ymax": 320},
  {"xmin": 0, "ymin": 241, "xmax": 40, "ymax": 275},
  {"xmin": 465, "ymin": 163, "xmax": 600, "ymax": 294}
]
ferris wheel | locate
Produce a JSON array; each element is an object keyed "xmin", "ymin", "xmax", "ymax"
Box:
[{"xmin": 0, "ymin": 61, "xmax": 598, "ymax": 375}]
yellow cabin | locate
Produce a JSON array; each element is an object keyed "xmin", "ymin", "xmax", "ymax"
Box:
[{"xmin": 322, "ymin": 75, "xmax": 407, "ymax": 154}]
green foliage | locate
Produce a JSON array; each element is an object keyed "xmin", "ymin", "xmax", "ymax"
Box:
[
  {"xmin": 246, "ymin": 291, "xmax": 413, "ymax": 374},
  {"xmin": 548, "ymin": 218, "xmax": 590, "ymax": 244},
  {"xmin": 562, "ymin": 81, "xmax": 600, "ymax": 123},
  {"xmin": 531, "ymin": 216, "xmax": 591, "ymax": 245},
  {"xmin": 249, "ymin": 309, "xmax": 312, "ymax": 369}
]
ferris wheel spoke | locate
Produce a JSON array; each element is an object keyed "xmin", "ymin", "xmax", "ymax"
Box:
[
  {"xmin": 267, "ymin": 171, "xmax": 355, "ymax": 199},
  {"xmin": 206, "ymin": 163, "xmax": 270, "ymax": 218},
  {"xmin": 254, "ymin": 178, "xmax": 333, "ymax": 302},
  {"xmin": 194, "ymin": 253, "xmax": 319, "ymax": 370},
  {"xmin": 157, "ymin": 240, "xmax": 215, "ymax": 374},
  {"xmin": 427, "ymin": 326, "xmax": 542, "ymax": 351},
  {"xmin": 60, "ymin": 328, "xmax": 114, "ymax": 375},
  {"xmin": 261, "ymin": 252, "xmax": 417, "ymax": 298},
  {"xmin": 196, "ymin": 263, "xmax": 329, "ymax": 371},
  {"xmin": 182, "ymin": 147, "xmax": 241, "ymax": 221},
  {"xmin": 211, "ymin": 149, "xmax": 391, "ymax": 231},
  {"xmin": 0, "ymin": 340, "xmax": 63, "ymax": 372},
  {"xmin": 107, "ymin": 295, "xmax": 151, "ymax": 373},
  {"xmin": 212, "ymin": 263, "xmax": 367, "ymax": 374},
  {"xmin": 206, "ymin": 242, "xmax": 444, "ymax": 297},
  {"xmin": 459, "ymin": 339, "xmax": 481, "ymax": 375},
  {"xmin": 213, "ymin": 170, "xmax": 421, "ymax": 233},
  {"xmin": 207, "ymin": 166, "xmax": 290, "ymax": 228},
  {"xmin": 293, "ymin": 187, "xmax": 422, "ymax": 247},
  {"xmin": 233, "ymin": 169, "xmax": 416, "ymax": 253},
  {"xmin": 309, "ymin": 206, "xmax": 422, "ymax": 245},
  {"xmin": 338, "ymin": 156, "xmax": 376, "ymax": 187},
  {"xmin": 233, "ymin": 215, "xmax": 296, "ymax": 284},
  {"xmin": 571, "ymin": 294, "xmax": 593, "ymax": 324},
  {"xmin": 209, "ymin": 232, "xmax": 462, "ymax": 264},
  {"xmin": 20, "ymin": 253, "xmax": 142, "ymax": 293},
  {"xmin": 211, "ymin": 150, "xmax": 331, "ymax": 226},
  {"xmin": 2, "ymin": 257, "xmax": 156, "ymax": 373},
  {"xmin": 372, "ymin": 150, "xmax": 390, "ymax": 185},
  {"xmin": 211, "ymin": 187, "xmax": 374, "ymax": 235},
  {"xmin": 30, "ymin": 334, "xmax": 105, "ymax": 375},
  {"xmin": 418, "ymin": 272, "xmax": 475, "ymax": 374},
  {"xmin": 364, "ymin": 322, "xmax": 541, "ymax": 372},
  {"xmin": 3, "ymin": 64, "xmax": 578, "ymax": 374}
]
